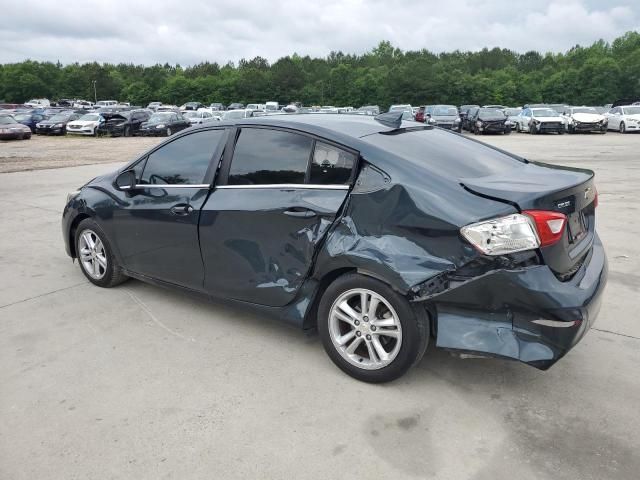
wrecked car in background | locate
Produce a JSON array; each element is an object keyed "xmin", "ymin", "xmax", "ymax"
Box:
[
  {"xmin": 97, "ymin": 110, "xmax": 151, "ymax": 137},
  {"xmin": 62, "ymin": 113, "xmax": 607, "ymax": 383}
]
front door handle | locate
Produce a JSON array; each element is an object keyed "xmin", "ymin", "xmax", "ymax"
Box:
[
  {"xmin": 170, "ymin": 204, "xmax": 194, "ymax": 216},
  {"xmin": 284, "ymin": 207, "xmax": 316, "ymax": 218}
]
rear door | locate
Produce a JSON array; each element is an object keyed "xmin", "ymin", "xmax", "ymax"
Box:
[
  {"xmin": 112, "ymin": 128, "xmax": 227, "ymax": 290},
  {"xmin": 200, "ymin": 127, "xmax": 356, "ymax": 306}
]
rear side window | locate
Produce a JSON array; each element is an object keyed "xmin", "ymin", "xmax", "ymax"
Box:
[
  {"xmin": 310, "ymin": 142, "xmax": 355, "ymax": 185},
  {"xmin": 364, "ymin": 128, "xmax": 523, "ymax": 179},
  {"xmin": 228, "ymin": 128, "xmax": 313, "ymax": 185},
  {"xmin": 140, "ymin": 129, "xmax": 224, "ymax": 185}
]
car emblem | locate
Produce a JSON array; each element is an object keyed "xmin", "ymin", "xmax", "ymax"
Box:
[{"xmin": 584, "ymin": 187, "xmax": 591, "ymax": 200}]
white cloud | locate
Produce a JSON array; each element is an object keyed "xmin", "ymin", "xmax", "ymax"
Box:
[{"xmin": 0, "ymin": 0, "xmax": 637, "ymax": 65}]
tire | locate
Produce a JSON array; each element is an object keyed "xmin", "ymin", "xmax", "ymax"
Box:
[
  {"xmin": 529, "ymin": 124, "xmax": 536, "ymax": 134},
  {"xmin": 92, "ymin": 128, "xmax": 97, "ymax": 137},
  {"xmin": 166, "ymin": 127, "xmax": 172, "ymax": 136},
  {"xmin": 124, "ymin": 126, "xmax": 131, "ymax": 137},
  {"xmin": 515, "ymin": 122, "xmax": 521, "ymax": 133},
  {"xmin": 25, "ymin": 133, "xmax": 31, "ymax": 139},
  {"xmin": 317, "ymin": 273, "xmax": 429, "ymax": 383},
  {"xmin": 473, "ymin": 125, "xmax": 480, "ymax": 135},
  {"xmin": 620, "ymin": 122, "xmax": 626, "ymax": 134},
  {"xmin": 558, "ymin": 129, "xmax": 564, "ymax": 135},
  {"xmin": 75, "ymin": 218, "xmax": 128, "ymax": 288},
  {"xmin": 504, "ymin": 128, "xmax": 511, "ymax": 135}
]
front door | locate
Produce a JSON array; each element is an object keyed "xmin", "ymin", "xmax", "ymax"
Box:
[
  {"xmin": 113, "ymin": 128, "xmax": 227, "ymax": 290},
  {"xmin": 200, "ymin": 127, "xmax": 356, "ymax": 306}
]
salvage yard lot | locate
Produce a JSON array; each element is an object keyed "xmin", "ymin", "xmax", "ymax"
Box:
[{"xmin": 1, "ymin": 132, "xmax": 639, "ymax": 479}]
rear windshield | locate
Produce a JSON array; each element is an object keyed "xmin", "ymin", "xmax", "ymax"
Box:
[{"xmin": 364, "ymin": 128, "xmax": 523, "ymax": 179}]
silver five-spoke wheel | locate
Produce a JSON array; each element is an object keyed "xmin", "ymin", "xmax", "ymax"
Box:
[
  {"xmin": 78, "ymin": 229, "xmax": 107, "ymax": 280},
  {"xmin": 328, "ymin": 288, "xmax": 402, "ymax": 370}
]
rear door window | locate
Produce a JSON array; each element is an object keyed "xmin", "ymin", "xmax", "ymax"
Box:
[
  {"xmin": 227, "ymin": 128, "xmax": 313, "ymax": 185},
  {"xmin": 140, "ymin": 129, "xmax": 225, "ymax": 185}
]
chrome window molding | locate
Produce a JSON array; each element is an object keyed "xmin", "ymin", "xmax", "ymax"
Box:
[
  {"xmin": 216, "ymin": 184, "xmax": 349, "ymax": 190},
  {"xmin": 121, "ymin": 184, "xmax": 211, "ymax": 190}
]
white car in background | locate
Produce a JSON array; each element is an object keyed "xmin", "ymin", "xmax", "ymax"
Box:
[
  {"xmin": 504, "ymin": 107, "xmax": 522, "ymax": 129},
  {"xmin": 95, "ymin": 100, "xmax": 118, "ymax": 108},
  {"xmin": 515, "ymin": 107, "xmax": 565, "ymax": 134},
  {"xmin": 222, "ymin": 109, "xmax": 253, "ymax": 120},
  {"xmin": 182, "ymin": 110, "xmax": 214, "ymax": 125},
  {"xmin": 73, "ymin": 100, "xmax": 94, "ymax": 109},
  {"xmin": 606, "ymin": 105, "xmax": 640, "ymax": 133},
  {"xmin": 24, "ymin": 98, "xmax": 51, "ymax": 108},
  {"xmin": 66, "ymin": 113, "xmax": 104, "ymax": 136},
  {"xmin": 389, "ymin": 104, "xmax": 413, "ymax": 115},
  {"xmin": 562, "ymin": 106, "xmax": 608, "ymax": 134}
]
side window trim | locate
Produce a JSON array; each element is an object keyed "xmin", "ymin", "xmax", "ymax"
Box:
[{"xmin": 217, "ymin": 125, "xmax": 359, "ymax": 188}]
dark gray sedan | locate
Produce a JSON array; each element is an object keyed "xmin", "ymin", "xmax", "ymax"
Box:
[{"xmin": 62, "ymin": 113, "xmax": 606, "ymax": 382}]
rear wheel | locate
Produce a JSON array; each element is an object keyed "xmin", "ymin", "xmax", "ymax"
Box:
[
  {"xmin": 318, "ymin": 274, "xmax": 429, "ymax": 383},
  {"xmin": 620, "ymin": 122, "xmax": 626, "ymax": 133},
  {"xmin": 75, "ymin": 218, "xmax": 128, "ymax": 288}
]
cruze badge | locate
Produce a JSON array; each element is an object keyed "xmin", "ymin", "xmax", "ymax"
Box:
[{"xmin": 557, "ymin": 200, "xmax": 571, "ymax": 208}]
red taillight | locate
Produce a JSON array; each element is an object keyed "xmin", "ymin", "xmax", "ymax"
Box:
[{"xmin": 524, "ymin": 210, "xmax": 567, "ymax": 247}]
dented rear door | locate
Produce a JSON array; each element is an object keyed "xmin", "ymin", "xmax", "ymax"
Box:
[{"xmin": 199, "ymin": 127, "xmax": 355, "ymax": 307}]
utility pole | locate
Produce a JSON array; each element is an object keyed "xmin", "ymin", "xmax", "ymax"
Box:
[{"xmin": 92, "ymin": 80, "xmax": 97, "ymax": 103}]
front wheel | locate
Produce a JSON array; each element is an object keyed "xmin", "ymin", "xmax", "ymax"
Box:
[
  {"xmin": 318, "ymin": 274, "xmax": 429, "ymax": 383},
  {"xmin": 619, "ymin": 122, "xmax": 626, "ymax": 133},
  {"xmin": 75, "ymin": 218, "xmax": 128, "ymax": 288}
]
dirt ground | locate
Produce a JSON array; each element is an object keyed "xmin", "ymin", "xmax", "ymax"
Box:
[{"xmin": 0, "ymin": 135, "xmax": 163, "ymax": 173}]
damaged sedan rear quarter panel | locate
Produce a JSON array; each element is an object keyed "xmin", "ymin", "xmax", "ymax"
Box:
[{"xmin": 311, "ymin": 121, "xmax": 606, "ymax": 369}]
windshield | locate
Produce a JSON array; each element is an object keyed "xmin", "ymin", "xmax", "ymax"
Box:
[
  {"xmin": 49, "ymin": 114, "xmax": 71, "ymax": 122},
  {"xmin": 572, "ymin": 107, "xmax": 598, "ymax": 114},
  {"xmin": 532, "ymin": 109, "xmax": 559, "ymax": 117},
  {"xmin": 224, "ymin": 110, "xmax": 246, "ymax": 119},
  {"xmin": 623, "ymin": 106, "xmax": 640, "ymax": 115},
  {"xmin": 364, "ymin": 128, "xmax": 522, "ymax": 179},
  {"xmin": 182, "ymin": 111, "xmax": 199, "ymax": 118},
  {"xmin": 478, "ymin": 109, "xmax": 506, "ymax": 119},
  {"xmin": 0, "ymin": 116, "xmax": 18, "ymax": 125},
  {"xmin": 149, "ymin": 113, "xmax": 172, "ymax": 122},
  {"xmin": 79, "ymin": 114, "xmax": 101, "ymax": 121},
  {"xmin": 432, "ymin": 106, "xmax": 458, "ymax": 116},
  {"xmin": 13, "ymin": 114, "xmax": 31, "ymax": 121}
]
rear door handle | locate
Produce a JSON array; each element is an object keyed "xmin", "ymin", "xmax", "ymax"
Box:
[
  {"xmin": 170, "ymin": 204, "xmax": 194, "ymax": 216},
  {"xmin": 284, "ymin": 207, "xmax": 316, "ymax": 218}
]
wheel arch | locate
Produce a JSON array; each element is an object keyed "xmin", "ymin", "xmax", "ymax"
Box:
[{"xmin": 68, "ymin": 213, "xmax": 92, "ymax": 258}]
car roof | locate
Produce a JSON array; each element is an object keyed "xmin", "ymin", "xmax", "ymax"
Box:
[{"xmin": 210, "ymin": 113, "xmax": 418, "ymax": 139}]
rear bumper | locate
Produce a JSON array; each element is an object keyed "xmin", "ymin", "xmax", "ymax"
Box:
[{"xmin": 430, "ymin": 235, "xmax": 607, "ymax": 369}]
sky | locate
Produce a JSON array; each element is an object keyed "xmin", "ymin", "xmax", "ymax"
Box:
[{"xmin": 1, "ymin": 0, "xmax": 638, "ymax": 66}]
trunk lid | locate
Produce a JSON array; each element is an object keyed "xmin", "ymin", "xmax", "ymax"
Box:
[{"xmin": 462, "ymin": 162, "xmax": 596, "ymax": 277}]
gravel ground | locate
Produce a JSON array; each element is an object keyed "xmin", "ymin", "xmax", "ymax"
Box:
[{"xmin": 0, "ymin": 135, "xmax": 163, "ymax": 173}]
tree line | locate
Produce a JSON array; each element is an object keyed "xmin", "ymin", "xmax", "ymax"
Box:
[{"xmin": 1, "ymin": 32, "xmax": 638, "ymax": 109}]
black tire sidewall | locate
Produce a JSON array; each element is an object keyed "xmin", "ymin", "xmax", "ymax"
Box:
[
  {"xmin": 75, "ymin": 219, "xmax": 121, "ymax": 287},
  {"xmin": 317, "ymin": 273, "xmax": 426, "ymax": 383}
]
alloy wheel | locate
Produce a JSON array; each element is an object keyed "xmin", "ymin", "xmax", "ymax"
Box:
[
  {"xmin": 328, "ymin": 288, "xmax": 402, "ymax": 370},
  {"xmin": 78, "ymin": 229, "xmax": 108, "ymax": 280},
  {"xmin": 620, "ymin": 122, "xmax": 626, "ymax": 133}
]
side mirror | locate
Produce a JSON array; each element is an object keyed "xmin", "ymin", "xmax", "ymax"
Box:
[{"xmin": 115, "ymin": 170, "xmax": 136, "ymax": 191}]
